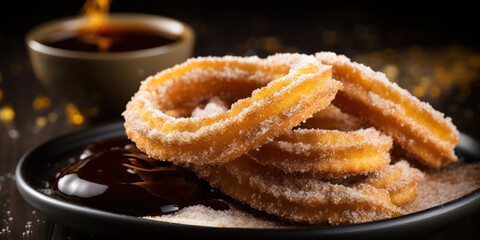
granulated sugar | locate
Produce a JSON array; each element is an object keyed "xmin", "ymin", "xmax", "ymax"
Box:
[
  {"xmin": 144, "ymin": 205, "xmax": 283, "ymax": 228},
  {"xmin": 143, "ymin": 161, "xmax": 480, "ymax": 227},
  {"xmin": 402, "ymin": 161, "xmax": 480, "ymax": 214}
]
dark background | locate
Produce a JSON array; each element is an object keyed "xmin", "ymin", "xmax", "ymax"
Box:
[
  {"xmin": 1, "ymin": 1, "xmax": 479, "ymax": 239},
  {"xmin": 3, "ymin": 0, "xmax": 478, "ymax": 139},
  {"xmin": 2, "ymin": 1, "xmax": 480, "ymax": 51}
]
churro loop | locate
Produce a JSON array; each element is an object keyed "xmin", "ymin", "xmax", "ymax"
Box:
[
  {"xmin": 249, "ymin": 105, "xmax": 391, "ymax": 177},
  {"xmin": 122, "ymin": 52, "xmax": 431, "ymax": 225},
  {"xmin": 249, "ymin": 128, "xmax": 393, "ymax": 178},
  {"xmin": 124, "ymin": 54, "xmax": 342, "ymax": 164},
  {"xmin": 189, "ymin": 155, "xmax": 404, "ymax": 225},
  {"xmin": 364, "ymin": 160, "xmax": 424, "ymax": 206},
  {"xmin": 191, "ymin": 100, "xmax": 392, "ymax": 178},
  {"xmin": 316, "ymin": 52, "xmax": 460, "ymax": 167}
]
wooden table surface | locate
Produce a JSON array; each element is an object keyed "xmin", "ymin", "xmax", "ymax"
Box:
[{"xmin": 1, "ymin": 2, "xmax": 480, "ymax": 239}]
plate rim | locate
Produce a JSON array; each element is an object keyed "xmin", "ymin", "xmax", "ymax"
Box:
[{"xmin": 15, "ymin": 120, "xmax": 480, "ymax": 238}]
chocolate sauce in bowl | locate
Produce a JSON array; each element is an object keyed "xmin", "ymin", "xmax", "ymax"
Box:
[
  {"xmin": 52, "ymin": 137, "xmax": 229, "ymax": 216},
  {"xmin": 43, "ymin": 24, "xmax": 180, "ymax": 52}
]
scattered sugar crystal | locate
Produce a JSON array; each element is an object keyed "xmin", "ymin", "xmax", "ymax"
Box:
[
  {"xmin": 141, "ymin": 161, "xmax": 480, "ymax": 227},
  {"xmin": 402, "ymin": 162, "xmax": 480, "ymax": 214},
  {"xmin": 144, "ymin": 205, "xmax": 282, "ymax": 228}
]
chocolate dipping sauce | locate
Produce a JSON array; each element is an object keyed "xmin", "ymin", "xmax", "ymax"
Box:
[
  {"xmin": 52, "ymin": 137, "xmax": 228, "ymax": 216},
  {"xmin": 43, "ymin": 24, "xmax": 179, "ymax": 52}
]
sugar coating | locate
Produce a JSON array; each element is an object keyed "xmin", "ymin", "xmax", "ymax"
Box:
[
  {"xmin": 188, "ymin": 156, "xmax": 404, "ymax": 225},
  {"xmin": 276, "ymin": 128, "xmax": 391, "ymax": 151},
  {"xmin": 130, "ymin": 68, "xmax": 326, "ymax": 140},
  {"xmin": 192, "ymin": 98, "xmax": 393, "ymax": 178},
  {"xmin": 316, "ymin": 52, "xmax": 457, "ymax": 140},
  {"xmin": 402, "ymin": 161, "xmax": 480, "ymax": 214},
  {"xmin": 251, "ymin": 128, "xmax": 393, "ymax": 178},
  {"xmin": 37, "ymin": 161, "xmax": 477, "ymax": 228},
  {"xmin": 124, "ymin": 52, "xmax": 467, "ymax": 228},
  {"xmin": 125, "ymin": 54, "xmax": 327, "ymax": 140},
  {"xmin": 144, "ymin": 205, "xmax": 283, "ymax": 228},
  {"xmin": 191, "ymin": 97, "xmax": 229, "ymax": 118},
  {"xmin": 363, "ymin": 160, "xmax": 424, "ymax": 207},
  {"xmin": 315, "ymin": 52, "xmax": 460, "ymax": 167},
  {"xmin": 141, "ymin": 162, "xmax": 478, "ymax": 228},
  {"xmin": 123, "ymin": 53, "xmax": 340, "ymax": 164}
]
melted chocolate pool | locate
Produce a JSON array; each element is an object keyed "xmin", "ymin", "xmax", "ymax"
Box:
[{"xmin": 52, "ymin": 137, "xmax": 229, "ymax": 216}]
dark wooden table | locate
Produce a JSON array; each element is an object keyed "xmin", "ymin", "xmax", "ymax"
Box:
[{"xmin": 1, "ymin": 2, "xmax": 480, "ymax": 239}]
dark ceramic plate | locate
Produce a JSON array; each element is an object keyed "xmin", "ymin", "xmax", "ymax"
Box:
[{"xmin": 16, "ymin": 121, "xmax": 480, "ymax": 239}]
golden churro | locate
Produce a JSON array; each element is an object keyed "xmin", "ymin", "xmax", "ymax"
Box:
[
  {"xmin": 191, "ymin": 99, "xmax": 392, "ymax": 178},
  {"xmin": 188, "ymin": 155, "xmax": 404, "ymax": 225},
  {"xmin": 316, "ymin": 52, "xmax": 460, "ymax": 167},
  {"xmin": 118, "ymin": 52, "xmax": 456, "ymax": 226},
  {"xmin": 364, "ymin": 160, "xmax": 424, "ymax": 206},
  {"xmin": 249, "ymin": 128, "xmax": 392, "ymax": 178},
  {"xmin": 124, "ymin": 54, "xmax": 341, "ymax": 165}
]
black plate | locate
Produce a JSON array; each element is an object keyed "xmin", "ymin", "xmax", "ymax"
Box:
[{"xmin": 16, "ymin": 121, "xmax": 480, "ymax": 239}]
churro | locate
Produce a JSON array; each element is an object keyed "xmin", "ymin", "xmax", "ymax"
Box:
[
  {"xmin": 315, "ymin": 52, "xmax": 460, "ymax": 167},
  {"xmin": 124, "ymin": 54, "xmax": 341, "ymax": 165},
  {"xmin": 188, "ymin": 155, "xmax": 404, "ymax": 225}
]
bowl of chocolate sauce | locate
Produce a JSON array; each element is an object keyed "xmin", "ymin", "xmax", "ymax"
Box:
[
  {"xmin": 15, "ymin": 121, "xmax": 480, "ymax": 239},
  {"xmin": 26, "ymin": 14, "xmax": 195, "ymax": 115}
]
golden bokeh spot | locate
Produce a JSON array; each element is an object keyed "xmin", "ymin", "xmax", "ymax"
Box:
[
  {"xmin": 357, "ymin": 45, "xmax": 480, "ymax": 102},
  {"xmin": 413, "ymin": 86, "xmax": 425, "ymax": 98},
  {"xmin": 66, "ymin": 103, "xmax": 75, "ymax": 110},
  {"xmin": 48, "ymin": 112, "xmax": 58, "ymax": 122},
  {"xmin": 65, "ymin": 103, "xmax": 85, "ymax": 125},
  {"xmin": 72, "ymin": 114, "xmax": 85, "ymax": 125},
  {"xmin": 0, "ymin": 105, "xmax": 15, "ymax": 122},
  {"xmin": 419, "ymin": 76, "xmax": 431, "ymax": 87},
  {"xmin": 65, "ymin": 103, "xmax": 79, "ymax": 114},
  {"xmin": 382, "ymin": 65, "xmax": 399, "ymax": 81},
  {"xmin": 429, "ymin": 86, "xmax": 441, "ymax": 98},
  {"xmin": 33, "ymin": 95, "xmax": 52, "ymax": 110},
  {"xmin": 35, "ymin": 116, "xmax": 48, "ymax": 128}
]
